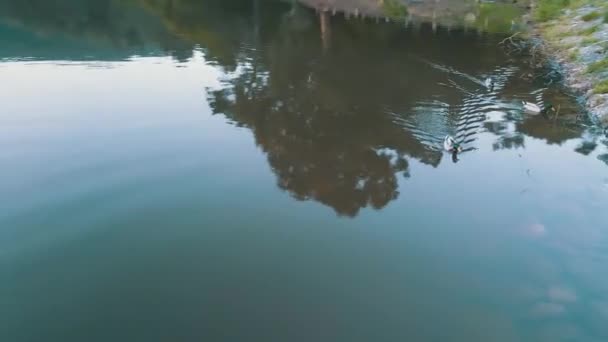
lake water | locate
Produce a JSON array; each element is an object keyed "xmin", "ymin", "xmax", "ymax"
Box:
[{"xmin": 1, "ymin": 1, "xmax": 608, "ymax": 341}]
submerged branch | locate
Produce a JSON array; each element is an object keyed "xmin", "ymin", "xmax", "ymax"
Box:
[{"xmin": 498, "ymin": 32, "xmax": 521, "ymax": 46}]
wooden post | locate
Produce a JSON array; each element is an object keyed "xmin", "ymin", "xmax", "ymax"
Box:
[{"xmin": 320, "ymin": 11, "xmax": 331, "ymax": 52}]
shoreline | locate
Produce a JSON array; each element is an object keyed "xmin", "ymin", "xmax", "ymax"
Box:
[
  {"xmin": 533, "ymin": 1, "xmax": 608, "ymax": 126},
  {"xmin": 297, "ymin": 0, "xmax": 606, "ymax": 126}
]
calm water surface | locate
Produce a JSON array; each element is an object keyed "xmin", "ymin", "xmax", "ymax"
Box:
[{"xmin": 1, "ymin": 1, "xmax": 608, "ymax": 341}]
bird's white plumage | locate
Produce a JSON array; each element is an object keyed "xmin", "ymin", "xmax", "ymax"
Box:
[
  {"xmin": 444, "ymin": 135, "xmax": 457, "ymax": 152},
  {"xmin": 484, "ymin": 77, "xmax": 494, "ymax": 89},
  {"xmin": 523, "ymin": 101, "xmax": 542, "ymax": 113}
]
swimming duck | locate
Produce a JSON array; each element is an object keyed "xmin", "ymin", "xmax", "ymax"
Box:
[
  {"xmin": 484, "ymin": 77, "xmax": 495, "ymax": 91},
  {"xmin": 444, "ymin": 135, "xmax": 463, "ymax": 153},
  {"xmin": 523, "ymin": 101, "xmax": 555, "ymax": 114}
]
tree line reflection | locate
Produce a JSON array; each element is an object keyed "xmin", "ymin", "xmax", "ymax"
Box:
[{"xmin": 1, "ymin": 0, "xmax": 598, "ymax": 216}]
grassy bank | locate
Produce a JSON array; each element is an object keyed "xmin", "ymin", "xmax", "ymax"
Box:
[
  {"xmin": 536, "ymin": 0, "xmax": 608, "ymax": 22},
  {"xmin": 535, "ymin": 0, "xmax": 608, "ymax": 123}
]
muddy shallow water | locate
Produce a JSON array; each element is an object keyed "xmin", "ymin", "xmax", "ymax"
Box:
[{"xmin": 1, "ymin": 1, "xmax": 608, "ymax": 341}]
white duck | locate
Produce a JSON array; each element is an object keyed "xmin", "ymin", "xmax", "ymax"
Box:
[
  {"xmin": 484, "ymin": 77, "xmax": 495, "ymax": 91},
  {"xmin": 444, "ymin": 135, "xmax": 462, "ymax": 153},
  {"xmin": 523, "ymin": 101, "xmax": 555, "ymax": 114}
]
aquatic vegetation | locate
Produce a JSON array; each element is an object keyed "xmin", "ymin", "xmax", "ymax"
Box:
[
  {"xmin": 582, "ymin": 11, "xmax": 600, "ymax": 21},
  {"xmin": 593, "ymin": 79, "xmax": 608, "ymax": 93},
  {"xmin": 382, "ymin": 0, "xmax": 408, "ymax": 20},
  {"xmin": 535, "ymin": 0, "xmax": 570, "ymax": 22}
]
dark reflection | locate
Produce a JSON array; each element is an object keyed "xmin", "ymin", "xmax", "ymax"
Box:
[
  {"xmin": 492, "ymin": 134, "xmax": 525, "ymax": 151},
  {"xmin": 203, "ymin": 6, "xmax": 513, "ymax": 215},
  {"xmin": 299, "ymin": 0, "xmax": 528, "ymax": 34},
  {"xmin": 0, "ymin": 0, "xmax": 202, "ymax": 61},
  {"xmin": 1, "ymin": 0, "xmax": 601, "ymax": 215},
  {"xmin": 598, "ymin": 142, "xmax": 608, "ymax": 166},
  {"xmin": 575, "ymin": 141, "xmax": 598, "ymax": 155},
  {"xmin": 196, "ymin": 2, "xmax": 575, "ymax": 215}
]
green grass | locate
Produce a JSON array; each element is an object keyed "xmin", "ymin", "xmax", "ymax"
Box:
[
  {"xmin": 580, "ymin": 25, "xmax": 599, "ymax": 35},
  {"xmin": 382, "ymin": 0, "xmax": 408, "ymax": 19},
  {"xmin": 555, "ymin": 30, "xmax": 573, "ymax": 38},
  {"xmin": 567, "ymin": 0, "xmax": 595, "ymax": 7},
  {"xmin": 583, "ymin": 37, "xmax": 600, "ymax": 45},
  {"xmin": 593, "ymin": 79, "xmax": 608, "ymax": 93},
  {"xmin": 587, "ymin": 59, "xmax": 608, "ymax": 73},
  {"xmin": 582, "ymin": 11, "xmax": 601, "ymax": 21},
  {"xmin": 560, "ymin": 42, "xmax": 576, "ymax": 49},
  {"xmin": 568, "ymin": 50, "xmax": 580, "ymax": 60},
  {"xmin": 544, "ymin": 25, "xmax": 572, "ymax": 41},
  {"xmin": 604, "ymin": 11, "xmax": 608, "ymax": 23},
  {"xmin": 535, "ymin": 0, "xmax": 570, "ymax": 22}
]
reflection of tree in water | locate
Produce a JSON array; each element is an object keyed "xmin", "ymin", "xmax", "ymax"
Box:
[
  {"xmin": 137, "ymin": 0, "xmax": 275, "ymax": 66},
  {"xmin": 3, "ymin": 0, "xmax": 599, "ymax": 211},
  {"xmin": 268, "ymin": 142, "xmax": 406, "ymax": 216},
  {"xmin": 209, "ymin": 87, "xmax": 412, "ymax": 216},
  {"xmin": 0, "ymin": 0, "xmax": 194, "ymax": 59},
  {"xmin": 483, "ymin": 121, "xmax": 525, "ymax": 150},
  {"xmin": 204, "ymin": 7, "xmax": 465, "ymax": 215},
  {"xmin": 0, "ymin": 0, "xmax": 111, "ymax": 36},
  {"xmin": 517, "ymin": 115, "xmax": 583, "ymax": 145},
  {"xmin": 575, "ymin": 141, "xmax": 598, "ymax": 155},
  {"xmin": 200, "ymin": 3, "xmax": 584, "ymax": 214},
  {"xmin": 207, "ymin": 51, "xmax": 414, "ymax": 216},
  {"xmin": 492, "ymin": 134, "xmax": 525, "ymax": 151}
]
